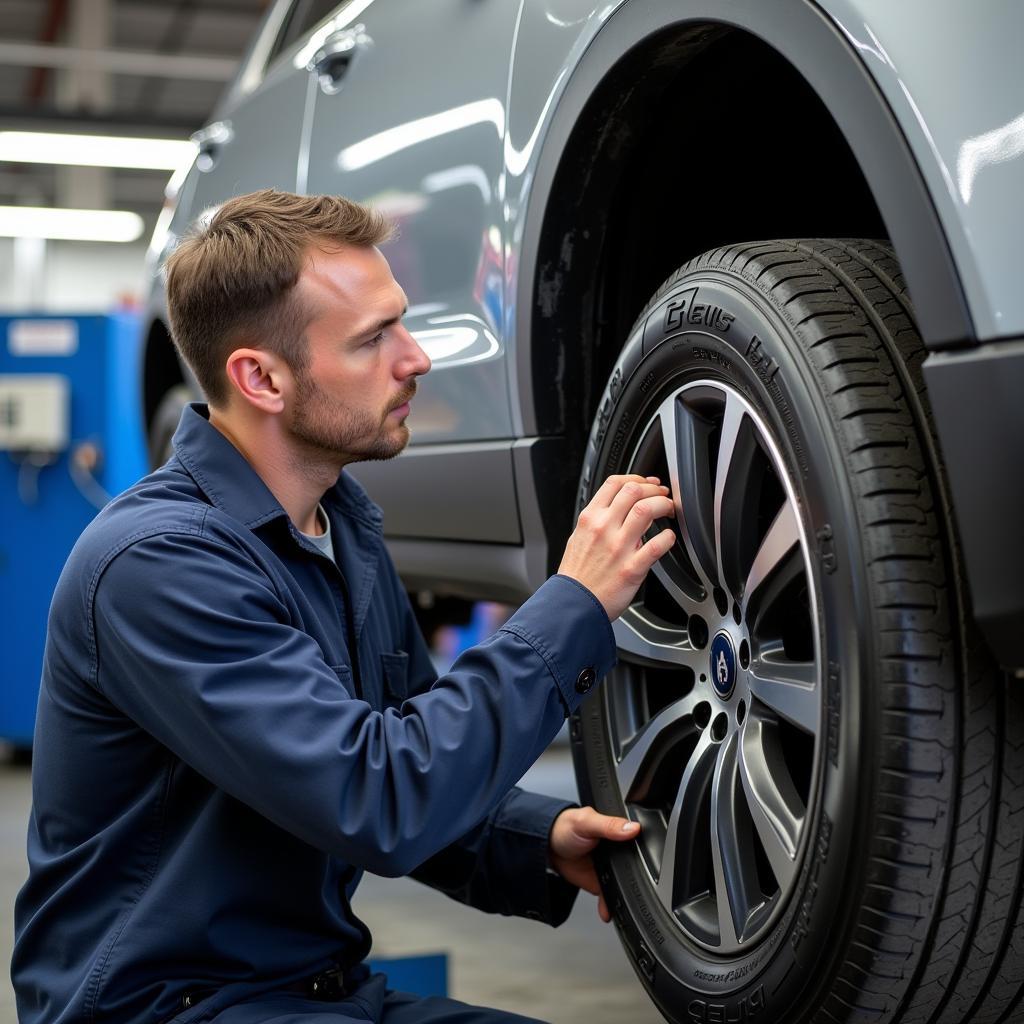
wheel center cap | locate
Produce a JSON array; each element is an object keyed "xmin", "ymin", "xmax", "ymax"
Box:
[{"xmin": 710, "ymin": 631, "xmax": 737, "ymax": 699}]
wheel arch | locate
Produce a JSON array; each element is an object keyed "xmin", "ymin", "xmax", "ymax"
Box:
[{"xmin": 515, "ymin": 0, "xmax": 973, "ymax": 564}]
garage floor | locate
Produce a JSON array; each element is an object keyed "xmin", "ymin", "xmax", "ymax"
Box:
[{"xmin": 0, "ymin": 744, "xmax": 662, "ymax": 1024}]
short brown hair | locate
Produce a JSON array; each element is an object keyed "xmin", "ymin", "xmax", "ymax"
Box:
[{"xmin": 165, "ymin": 189, "xmax": 394, "ymax": 406}]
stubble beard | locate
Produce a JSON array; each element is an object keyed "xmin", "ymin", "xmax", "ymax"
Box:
[{"xmin": 289, "ymin": 368, "xmax": 413, "ymax": 465}]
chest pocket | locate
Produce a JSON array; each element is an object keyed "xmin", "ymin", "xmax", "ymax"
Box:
[{"xmin": 380, "ymin": 651, "xmax": 410, "ymax": 707}]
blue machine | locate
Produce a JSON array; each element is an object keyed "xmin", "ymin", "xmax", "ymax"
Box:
[
  {"xmin": 0, "ymin": 313, "xmax": 147, "ymax": 747},
  {"xmin": 366, "ymin": 954, "xmax": 449, "ymax": 998}
]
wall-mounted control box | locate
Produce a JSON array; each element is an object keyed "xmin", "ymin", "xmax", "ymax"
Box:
[{"xmin": 0, "ymin": 374, "xmax": 70, "ymax": 452}]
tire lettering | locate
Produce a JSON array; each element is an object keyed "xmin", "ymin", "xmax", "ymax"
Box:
[
  {"xmin": 745, "ymin": 336, "xmax": 780, "ymax": 384},
  {"xmin": 592, "ymin": 368, "xmax": 623, "ymax": 454},
  {"xmin": 744, "ymin": 334, "xmax": 809, "ymax": 475},
  {"xmin": 607, "ymin": 412, "xmax": 632, "ymax": 469},
  {"xmin": 693, "ymin": 955, "xmax": 766, "ymax": 984},
  {"xmin": 664, "ymin": 288, "xmax": 699, "ymax": 331},
  {"xmin": 827, "ymin": 661, "xmax": 841, "ymax": 768},
  {"xmin": 637, "ymin": 943, "xmax": 656, "ymax": 982},
  {"xmin": 577, "ymin": 468, "xmax": 592, "ymax": 515},
  {"xmin": 664, "ymin": 287, "xmax": 736, "ymax": 333},
  {"xmin": 692, "ymin": 346, "xmax": 732, "ymax": 370},
  {"xmin": 628, "ymin": 875, "xmax": 665, "ymax": 946},
  {"xmin": 790, "ymin": 811, "xmax": 833, "ymax": 957},
  {"xmin": 816, "ymin": 524, "xmax": 837, "ymax": 574},
  {"xmin": 687, "ymin": 986, "xmax": 766, "ymax": 1022},
  {"xmin": 609, "ymin": 365, "xmax": 624, "ymax": 402}
]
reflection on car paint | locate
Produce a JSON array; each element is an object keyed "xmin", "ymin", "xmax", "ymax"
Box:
[{"xmin": 337, "ymin": 99, "xmax": 505, "ymax": 173}]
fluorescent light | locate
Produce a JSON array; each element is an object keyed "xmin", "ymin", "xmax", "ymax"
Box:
[
  {"xmin": 0, "ymin": 206, "xmax": 144, "ymax": 242},
  {"xmin": 0, "ymin": 131, "xmax": 195, "ymax": 171}
]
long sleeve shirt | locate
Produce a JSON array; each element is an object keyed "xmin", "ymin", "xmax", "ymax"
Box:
[{"xmin": 11, "ymin": 404, "xmax": 616, "ymax": 1024}]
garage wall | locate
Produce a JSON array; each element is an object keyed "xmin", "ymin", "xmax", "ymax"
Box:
[{"xmin": 0, "ymin": 238, "xmax": 148, "ymax": 312}]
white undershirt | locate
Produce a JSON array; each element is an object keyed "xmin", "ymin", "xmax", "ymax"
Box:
[{"xmin": 299, "ymin": 504, "xmax": 336, "ymax": 564}]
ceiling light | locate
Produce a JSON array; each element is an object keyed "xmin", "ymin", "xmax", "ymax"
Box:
[
  {"xmin": 0, "ymin": 131, "xmax": 195, "ymax": 171},
  {"xmin": 0, "ymin": 206, "xmax": 144, "ymax": 242}
]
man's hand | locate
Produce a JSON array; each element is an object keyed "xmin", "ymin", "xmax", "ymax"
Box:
[
  {"xmin": 558, "ymin": 474, "xmax": 676, "ymax": 621},
  {"xmin": 549, "ymin": 806, "xmax": 641, "ymax": 922}
]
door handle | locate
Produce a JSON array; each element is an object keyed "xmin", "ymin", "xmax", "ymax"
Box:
[
  {"xmin": 308, "ymin": 24, "xmax": 370, "ymax": 95},
  {"xmin": 190, "ymin": 120, "xmax": 233, "ymax": 172}
]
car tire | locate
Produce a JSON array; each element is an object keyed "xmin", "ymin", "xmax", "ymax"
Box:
[
  {"xmin": 148, "ymin": 383, "xmax": 192, "ymax": 469},
  {"xmin": 571, "ymin": 239, "xmax": 1024, "ymax": 1024}
]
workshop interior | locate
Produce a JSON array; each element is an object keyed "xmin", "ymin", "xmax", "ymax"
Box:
[{"xmin": 1, "ymin": 2, "xmax": 1022, "ymax": 1023}]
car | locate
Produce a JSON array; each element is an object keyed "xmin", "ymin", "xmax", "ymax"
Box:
[{"xmin": 140, "ymin": 2, "xmax": 1024, "ymax": 1021}]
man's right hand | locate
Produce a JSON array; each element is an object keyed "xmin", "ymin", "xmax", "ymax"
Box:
[{"xmin": 557, "ymin": 474, "xmax": 676, "ymax": 621}]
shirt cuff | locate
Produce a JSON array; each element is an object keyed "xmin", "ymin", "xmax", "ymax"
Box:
[
  {"xmin": 490, "ymin": 789, "xmax": 580, "ymax": 927},
  {"xmin": 498, "ymin": 574, "xmax": 617, "ymax": 715}
]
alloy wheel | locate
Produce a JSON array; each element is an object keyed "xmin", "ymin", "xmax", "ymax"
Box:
[{"xmin": 606, "ymin": 380, "xmax": 821, "ymax": 954}]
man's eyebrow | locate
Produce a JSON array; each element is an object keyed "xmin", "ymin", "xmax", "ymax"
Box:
[{"xmin": 353, "ymin": 303, "xmax": 408, "ymax": 340}]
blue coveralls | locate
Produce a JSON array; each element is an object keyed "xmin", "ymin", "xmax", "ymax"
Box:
[{"xmin": 11, "ymin": 404, "xmax": 617, "ymax": 1024}]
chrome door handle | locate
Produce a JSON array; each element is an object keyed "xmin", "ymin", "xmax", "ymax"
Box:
[
  {"xmin": 308, "ymin": 25, "xmax": 370, "ymax": 95},
  {"xmin": 190, "ymin": 120, "xmax": 233, "ymax": 172}
]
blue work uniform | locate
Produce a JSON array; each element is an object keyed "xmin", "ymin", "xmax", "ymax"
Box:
[{"xmin": 11, "ymin": 404, "xmax": 616, "ymax": 1024}]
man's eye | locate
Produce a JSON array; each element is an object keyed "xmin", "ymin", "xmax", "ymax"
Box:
[{"xmin": 367, "ymin": 331, "xmax": 384, "ymax": 346}]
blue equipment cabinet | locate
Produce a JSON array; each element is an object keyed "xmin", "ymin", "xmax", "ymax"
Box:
[{"xmin": 0, "ymin": 313, "xmax": 147, "ymax": 747}]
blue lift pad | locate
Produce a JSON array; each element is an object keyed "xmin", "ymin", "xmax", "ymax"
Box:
[{"xmin": 366, "ymin": 954, "xmax": 449, "ymax": 998}]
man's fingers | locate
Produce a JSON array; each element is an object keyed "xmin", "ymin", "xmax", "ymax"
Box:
[
  {"xmin": 633, "ymin": 526, "xmax": 677, "ymax": 572},
  {"xmin": 602, "ymin": 815, "xmax": 641, "ymax": 842},
  {"xmin": 570, "ymin": 806, "xmax": 642, "ymax": 844},
  {"xmin": 617, "ymin": 495, "xmax": 675, "ymax": 547},
  {"xmin": 607, "ymin": 482, "xmax": 671, "ymax": 527},
  {"xmin": 590, "ymin": 473, "xmax": 662, "ymax": 510}
]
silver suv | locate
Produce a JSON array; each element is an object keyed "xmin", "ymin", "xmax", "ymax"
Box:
[{"xmin": 141, "ymin": 2, "xmax": 1024, "ymax": 1022}]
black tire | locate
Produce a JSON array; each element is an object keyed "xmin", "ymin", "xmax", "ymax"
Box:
[
  {"xmin": 148, "ymin": 383, "xmax": 192, "ymax": 469},
  {"xmin": 571, "ymin": 239, "xmax": 1024, "ymax": 1024}
]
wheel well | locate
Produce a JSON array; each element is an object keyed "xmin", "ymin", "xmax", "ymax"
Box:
[
  {"xmin": 531, "ymin": 26, "xmax": 887, "ymax": 556},
  {"xmin": 143, "ymin": 317, "xmax": 184, "ymax": 432}
]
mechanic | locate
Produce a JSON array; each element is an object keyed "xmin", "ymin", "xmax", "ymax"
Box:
[{"xmin": 11, "ymin": 189, "xmax": 676, "ymax": 1024}]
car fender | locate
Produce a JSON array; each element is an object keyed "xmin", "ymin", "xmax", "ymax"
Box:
[{"xmin": 508, "ymin": 0, "xmax": 986, "ymax": 437}]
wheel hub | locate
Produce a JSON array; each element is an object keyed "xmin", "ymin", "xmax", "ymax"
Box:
[{"xmin": 710, "ymin": 631, "xmax": 737, "ymax": 700}]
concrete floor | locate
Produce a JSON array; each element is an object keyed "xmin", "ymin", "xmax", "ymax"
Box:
[{"xmin": 0, "ymin": 743, "xmax": 662, "ymax": 1024}]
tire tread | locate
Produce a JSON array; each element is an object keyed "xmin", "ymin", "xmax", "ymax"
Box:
[{"xmin": 701, "ymin": 239, "xmax": 1021, "ymax": 1024}]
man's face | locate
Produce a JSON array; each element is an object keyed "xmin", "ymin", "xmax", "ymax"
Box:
[{"xmin": 286, "ymin": 244, "xmax": 431, "ymax": 464}]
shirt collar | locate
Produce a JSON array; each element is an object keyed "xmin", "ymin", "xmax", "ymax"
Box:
[{"xmin": 171, "ymin": 403, "xmax": 383, "ymax": 533}]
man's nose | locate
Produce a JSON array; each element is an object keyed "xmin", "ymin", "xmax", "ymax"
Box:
[{"xmin": 399, "ymin": 326, "xmax": 431, "ymax": 377}]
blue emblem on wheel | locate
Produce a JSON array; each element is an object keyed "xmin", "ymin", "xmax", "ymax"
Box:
[{"xmin": 710, "ymin": 632, "xmax": 736, "ymax": 699}]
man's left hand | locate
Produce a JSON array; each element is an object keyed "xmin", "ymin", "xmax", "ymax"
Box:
[{"xmin": 549, "ymin": 806, "xmax": 641, "ymax": 922}]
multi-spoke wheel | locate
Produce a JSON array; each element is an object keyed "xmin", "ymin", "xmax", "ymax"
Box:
[
  {"xmin": 571, "ymin": 241, "xmax": 1017, "ymax": 1024},
  {"xmin": 609, "ymin": 381, "xmax": 818, "ymax": 954}
]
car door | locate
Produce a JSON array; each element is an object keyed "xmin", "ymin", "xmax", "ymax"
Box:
[{"xmin": 300, "ymin": 0, "xmax": 521, "ymax": 450}]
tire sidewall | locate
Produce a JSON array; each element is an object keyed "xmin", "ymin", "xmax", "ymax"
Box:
[
  {"xmin": 148, "ymin": 384, "xmax": 192, "ymax": 469},
  {"xmin": 572, "ymin": 268, "xmax": 876, "ymax": 1022}
]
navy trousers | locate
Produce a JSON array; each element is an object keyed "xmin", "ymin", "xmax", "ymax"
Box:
[{"xmin": 209, "ymin": 973, "xmax": 544, "ymax": 1024}]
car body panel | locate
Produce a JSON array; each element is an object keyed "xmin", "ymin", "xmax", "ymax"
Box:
[
  {"xmin": 507, "ymin": 0, "xmax": 984, "ymax": 441},
  {"xmin": 816, "ymin": 0, "xmax": 1024, "ymax": 344},
  {"xmin": 302, "ymin": 0, "xmax": 520, "ymax": 446},
  {"xmin": 188, "ymin": 53, "xmax": 307, "ymax": 222}
]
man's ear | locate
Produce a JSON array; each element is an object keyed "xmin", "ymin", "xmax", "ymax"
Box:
[{"xmin": 224, "ymin": 348, "xmax": 290, "ymax": 414}]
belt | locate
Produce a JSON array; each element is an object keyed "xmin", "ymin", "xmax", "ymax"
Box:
[
  {"xmin": 180, "ymin": 965, "xmax": 348, "ymax": 1012},
  {"xmin": 292, "ymin": 965, "xmax": 348, "ymax": 1001}
]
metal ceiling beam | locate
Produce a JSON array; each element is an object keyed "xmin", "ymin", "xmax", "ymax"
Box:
[
  {"xmin": 116, "ymin": 0, "xmax": 263, "ymax": 15},
  {"xmin": 0, "ymin": 41, "xmax": 237, "ymax": 80},
  {"xmin": 0, "ymin": 110, "xmax": 200, "ymax": 136}
]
